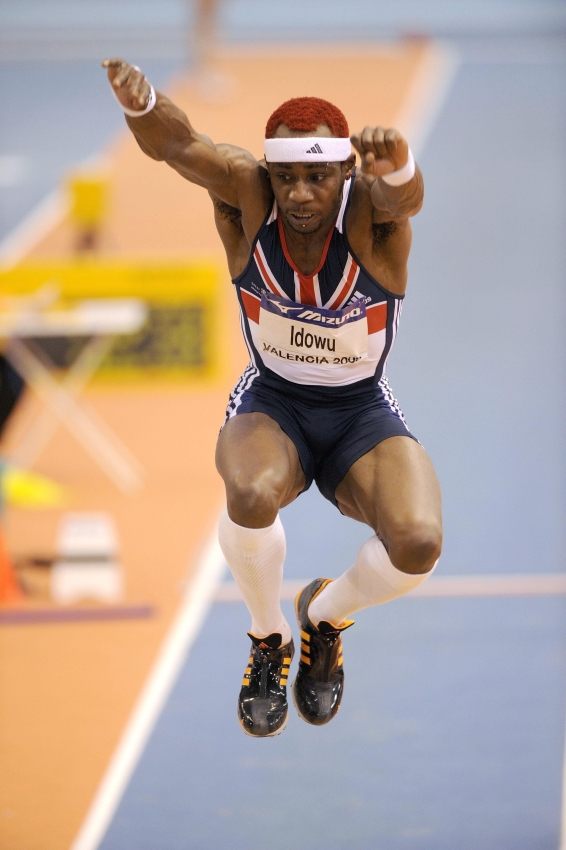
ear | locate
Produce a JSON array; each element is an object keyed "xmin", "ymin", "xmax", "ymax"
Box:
[{"xmin": 341, "ymin": 153, "xmax": 356, "ymax": 180}]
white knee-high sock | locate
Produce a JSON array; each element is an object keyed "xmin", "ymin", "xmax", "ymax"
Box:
[
  {"xmin": 308, "ymin": 534, "xmax": 437, "ymax": 627},
  {"xmin": 218, "ymin": 509, "xmax": 292, "ymax": 644}
]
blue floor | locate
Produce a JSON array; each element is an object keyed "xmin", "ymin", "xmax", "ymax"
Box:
[
  {"xmin": 96, "ymin": 48, "xmax": 566, "ymax": 850},
  {"xmin": 100, "ymin": 596, "xmax": 566, "ymax": 850}
]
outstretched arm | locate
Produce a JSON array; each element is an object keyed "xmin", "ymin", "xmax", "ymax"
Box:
[
  {"xmin": 350, "ymin": 127, "xmax": 423, "ymax": 222},
  {"xmin": 102, "ymin": 58, "xmax": 245, "ymax": 207}
]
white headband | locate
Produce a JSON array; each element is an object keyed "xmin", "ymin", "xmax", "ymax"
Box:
[{"xmin": 264, "ymin": 137, "xmax": 352, "ymax": 162}]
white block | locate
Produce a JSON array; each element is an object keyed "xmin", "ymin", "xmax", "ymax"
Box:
[
  {"xmin": 52, "ymin": 513, "xmax": 123, "ymax": 604},
  {"xmin": 51, "ymin": 560, "xmax": 124, "ymax": 605},
  {"xmin": 57, "ymin": 512, "xmax": 119, "ymax": 559}
]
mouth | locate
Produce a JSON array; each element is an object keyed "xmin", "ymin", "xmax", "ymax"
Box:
[{"xmin": 289, "ymin": 212, "xmax": 317, "ymax": 226}]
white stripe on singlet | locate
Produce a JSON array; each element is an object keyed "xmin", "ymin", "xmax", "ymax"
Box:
[
  {"xmin": 255, "ymin": 241, "xmax": 287, "ymax": 298},
  {"xmin": 266, "ymin": 199, "xmax": 278, "ymax": 225},
  {"xmin": 335, "ymin": 177, "xmax": 351, "ymax": 234},
  {"xmin": 380, "ymin": 298, "xmax": 403, "ymax": 377},
  {"xmin": 324, "ymin": 253, "xmax": 360, "ymax": 310}
]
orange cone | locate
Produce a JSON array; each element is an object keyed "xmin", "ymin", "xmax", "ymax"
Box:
[{"xmin": 0, "ymin": 520, "xmax": 23, "ymax": 603}]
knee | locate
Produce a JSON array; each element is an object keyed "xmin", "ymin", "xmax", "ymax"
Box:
[
  {"xmin": 387, "ymin": 519, "xmax": 442, "ymax": 575},
  {"xmin": 225, "ymin": 467, "xmax": 287, "ymax": 527}
]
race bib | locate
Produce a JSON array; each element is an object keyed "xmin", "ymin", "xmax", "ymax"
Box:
[{"xmin": 258, "ymin": 292, "xmax": 368, "ymax": 368}]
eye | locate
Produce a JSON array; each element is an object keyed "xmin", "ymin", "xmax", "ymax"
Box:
[
  {"xmin": 311, "ymin": 173, "xmax": 327, "ymax": 182},
  {"xmin": 276, "ymin": 172, "xmax": 291, "ymax": 181}
]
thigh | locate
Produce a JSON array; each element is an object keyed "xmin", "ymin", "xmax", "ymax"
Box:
[
  {"xmin": 216, "ymin": 412, "xmax": 306, "ymax": 514},
  {"xmin": 335, "ymin": 435, "xmax": 442, "ymax": 542}
]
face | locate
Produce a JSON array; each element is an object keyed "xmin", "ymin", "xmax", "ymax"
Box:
[{"xmin": 266, "ymin": 123, "xmax": 355, "ymax": 235}]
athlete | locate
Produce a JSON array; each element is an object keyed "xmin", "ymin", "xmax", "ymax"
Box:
[{"xmin": 103, "ymin": 58, "xmax": 442, "ymax": 737}]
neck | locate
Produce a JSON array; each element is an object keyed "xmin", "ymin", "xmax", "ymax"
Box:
[{"xmin": 278, "ymin": 210, "xmax": 337, "ymax": 277}]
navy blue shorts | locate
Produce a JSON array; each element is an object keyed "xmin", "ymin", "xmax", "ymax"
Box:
[{"xmin": 224, "ymin": 370, "xmax": 418, "ymax": 507}]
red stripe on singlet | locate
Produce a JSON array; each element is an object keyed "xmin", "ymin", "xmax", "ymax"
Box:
[
  {"xmin": 297, "ymin": 274, "xmax": 317, "ymax": 307},
  {"xmin": 327, "ymin": 256, "xmax": 359, "ymax": 310},
  {"xmin": 241, "ymin": 290, "xmax": 260, "ymax": 324},
  {"xmin": 277, "ymin": 213, "xmax": 335, "ymax": 307},
  {"xmin": 254, "ymin": 246, "xmax": 278, "ymax": 295},
  {"xmin": 366, "ymin": 302, "xmax": 387, "ymax": 334}
]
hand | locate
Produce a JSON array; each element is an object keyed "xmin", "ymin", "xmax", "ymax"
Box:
[
  {"xmin": 102, "ymin": 58, "xmax": 152, "ymax": 112},
  {"xmin": 350, "ymin": 127, "xmax": 409, "ymax": 183}
]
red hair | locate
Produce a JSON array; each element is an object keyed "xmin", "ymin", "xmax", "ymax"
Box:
[{"xmin": 265, "ymin": 97, "xmax": 349, "ymax": 139}]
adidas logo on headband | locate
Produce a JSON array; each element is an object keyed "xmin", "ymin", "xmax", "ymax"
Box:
[{"xmin": 306, "ymin": 143, "xmax": 323, "ymax": 154}]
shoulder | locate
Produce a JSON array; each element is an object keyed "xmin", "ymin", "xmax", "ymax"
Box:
[
  {"xmin": 212, "ymin": 144, "xmax": 273, "ymax": 235},
  {"xmin": 215, "ymin": 144, "xmax": 266, "ymax": 183},
  {"xmin": 209, "ymin": 146, "xmax": 273, "ymax": 276},
  {"xmin": 214, "ymin": 143, "xmax": 272, "ymax": 211}
]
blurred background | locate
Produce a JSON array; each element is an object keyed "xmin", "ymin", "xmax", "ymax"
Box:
[{"xmin": 0, "ymin": 2, "xmax": 565, "ymax": 850}]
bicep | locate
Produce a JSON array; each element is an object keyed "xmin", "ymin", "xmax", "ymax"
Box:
[{"xmin": 372, "ymin": 217, "xmax": 412, "ymax": 270}]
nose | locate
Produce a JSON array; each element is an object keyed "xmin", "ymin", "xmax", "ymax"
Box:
[{"xmin": 289, "ymin": 179, "xmax": 312, "ymax": 204}]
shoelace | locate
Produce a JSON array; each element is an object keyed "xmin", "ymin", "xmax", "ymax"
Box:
[
  {"xmin": 252, "ymin": 649, "xmax": 281, "ymax": 698},
  {"xmin": 312, "ymin": 631, "xmax": 340, "ymax": 682}
]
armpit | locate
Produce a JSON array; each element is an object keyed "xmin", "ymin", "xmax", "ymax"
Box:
[
  {"xmin": 213, "ymin": 197, "xmax": 243, "ymax": 227},
  {"xmin": 372, "ymin": 220, "xmax": 398, "ymax": 247}
]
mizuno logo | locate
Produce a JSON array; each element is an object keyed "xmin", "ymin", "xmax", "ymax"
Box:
[
  {"xmin": 275, "ymin": 303, "xmax": 302, "ymax": 314},
  {"xmin": 306, "ymin": 143, "xmax": 323, "ymax": 154}
]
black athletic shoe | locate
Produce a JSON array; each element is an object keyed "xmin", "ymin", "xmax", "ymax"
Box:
[
  {"xmin": 237, "ymin": 632, "xmax": 294, "ymax": 737},
  {"xmin": 292, "ymin": 578, "xmax": 354, "ymax": 726}
]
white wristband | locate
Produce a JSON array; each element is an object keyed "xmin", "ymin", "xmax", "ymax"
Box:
[
  {"xmin": 380, "ymin": 148, "xmax": 415, "ymax": 186},
  {"xmin": 112, "ymin": 83, "xmax": 156, "ymax": 118}
]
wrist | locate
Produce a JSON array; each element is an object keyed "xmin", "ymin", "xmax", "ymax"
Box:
[
  {"xmin": 112, "ymin": 82, "xmax": 156, "ymax": 118},
  {"xmin": 380, "ymin": 148, "xmax": 415, "ymax": 187}
]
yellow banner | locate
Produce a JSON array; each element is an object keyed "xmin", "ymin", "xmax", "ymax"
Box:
[{"xmin": 0, "ymin": 261, "xmax": 226, "ymax": 383}]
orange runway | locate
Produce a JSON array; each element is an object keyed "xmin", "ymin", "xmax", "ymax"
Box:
[{"xmin": 0, "ymin": 40, "xmax": 448, "ymax": 850}]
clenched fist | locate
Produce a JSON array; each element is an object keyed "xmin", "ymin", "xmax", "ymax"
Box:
[
  {"xmin": 102, "ymin": 58, "xmax": 152, "ymax": 112},
  {"xmin": 350, "ymin": 127, "xmax": 409, "ymax": 182}
]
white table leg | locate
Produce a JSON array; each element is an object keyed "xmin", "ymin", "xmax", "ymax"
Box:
[
  {"xmin": 7, "ymin": 338, "xmax": 145, "ymax": 494},
  {"xmin": 10, "ymin": 335, "xmax": 114, "ymax": 467}
]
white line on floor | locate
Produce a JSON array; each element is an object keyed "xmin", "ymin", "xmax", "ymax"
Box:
[
  {"xmin": 215, "ymin": 573, "xmax": 566, "ymax": 602},
  {"xmin": 69, "ymin": 525, "xmax": 227, "ymax": 850},
  {"xmin": 560, "ymin": 712, "xmax": 566, "ymax": 850},
  {"xmin": 394, "ymin": 39, "xmax": 460, "ymax": 158},
  {"xmin": 0, "ymin": 189, "xmax": 68, "ymax": 269}
]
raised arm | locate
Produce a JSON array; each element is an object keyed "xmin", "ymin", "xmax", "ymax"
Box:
[
  {"xmin": 102, "ymin": 58, "xmax": 247, "ymax": 207},
  {"xmin": 350, "ymin": 127, "xmax": 423, "ymax": 222}
]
